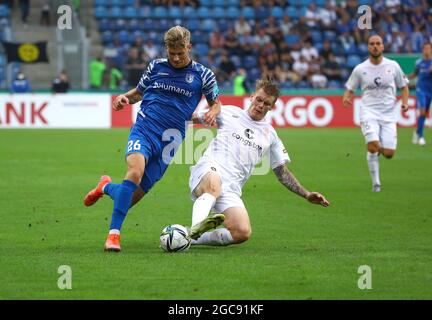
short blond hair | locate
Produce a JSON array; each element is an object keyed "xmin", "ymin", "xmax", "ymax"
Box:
[
  {"xmin": 256, "ymin": 78, "xmax": 280, "ymax": 101},
  {"xmin": 164, "ymin": 26, "xmax": 191, "ymax": 48}
]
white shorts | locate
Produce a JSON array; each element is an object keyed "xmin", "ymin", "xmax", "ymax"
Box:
[
  {"xmin": 360, "ymin": 119, "xmax": 397, "ymax": 149},
  {"xmin": 189, "ymin": 160, "xmax": 246, "ymax": 214}
]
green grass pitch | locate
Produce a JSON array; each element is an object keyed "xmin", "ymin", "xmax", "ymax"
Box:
[{"xmin": 0, "ymin": 127, "xmax": 431, "ymax": 300}]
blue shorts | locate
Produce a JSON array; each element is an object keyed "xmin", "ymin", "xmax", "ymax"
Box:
[
  {"xmin": 126, "ymin": 114, "xmax": 183, "ymax": 193},
  {"xmin": 416, "ymin": 89, "xmax": 432, "ymax": 111}
]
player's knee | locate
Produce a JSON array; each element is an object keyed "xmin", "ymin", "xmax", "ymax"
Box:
[
  {"xmin": 419, "ymin": 109, "xmax": 427, "ymax": 117},
  {"xmin": 232, "ymin": 226, "xmax": 252, "ymax": 243},
  {"xmin": 382, "ymin": 151, "xmax": 395, "ymax": 159},
  {"xmin": 126, "ymin": 167, "xmax": 144, "ymax": 184},
  {"xmin": 202, "ymin": 175, "xmax": 221, "ymax": 197},
  {"xmin": 367, "ymin": 143, "xmax": 380, "ymax": 153}
]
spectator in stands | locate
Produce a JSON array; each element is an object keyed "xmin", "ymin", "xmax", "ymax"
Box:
[
  {"xmin": 385, "ymin": 27, "xmax": 405, "ymax": 53},
  {"xmin": 264, "ymin": 16, "xmax": 279, "ymax": 40},
  {"xmin": 40, "ymin": 1, "xmax": 50, "ymax": 26},
  {"xmin": 292, "ymin": 55, "xmax": 309, "ymax": 82},
  {"xmin": 107, "ymin": 63, "xmax": 123, "ymax": 91},
  {"xmin": 233, "ymin": 68, "xmax": 250, "ymax": 95},
  {"xmin": 321, "ymin": 53, "xmax": 343, "ymax": 82},
  {"xmin": 238, "ymin": 30, "xmax": 257, "ymax": 56},
  {"xmin": 304, "ymin": 3, "xmax": 320, "ymax": 29},
  {"xmin": 309, "ymin": 67, "xmax": 328, "ymax": 89},
  {"xmin": 217, "ymin": 52, "xmax": 236, "ymax": 82},
  {"xmin": 224, "ymin": 28, "xmax": 241, "ymax": 56},
  {"xmin": 11, "ymin": 71, "xmax": 31, "ymax": 93},
  {"xmin": 254, "ymin": 29, "xmax": 271, "ymax": 48},
  {"xmin": 300, "ymin": 41, "xmax": 319, "ymax": 62},
  {"xmin": 234, "ymin": 16, "xmax": 252, "ymax": 36},
  {"xmin": 125, "ymin": 47, "xmax": 146, "ymax": 87},
  {"xmin": 52, "ymin": 70, "xmax": 70, "ymax": 93},
  {"xmin": 319, "ymin": 40, "xmax": 333, "ymax": 61},
  {"xmin": 19, "ymin": 0, "xmax": 29, "ymax": 27},
  {"xmin": 209, "ymin": 29, "xmax": 225, "ymax": 56},
  {"xmin": 260, "ymin": 53, "xmax": 280, "ymax": 81},
  {"xmin": 293, "ymin": 17, "xmax": 310, "ymax": 42},
  {"xmin": 89, "ymin": 56, "xmax": 106, "ymax": 89},
  {"xmin": 318, "ymin": 1, "xmax": 337, "ymax": 30},
  {"xmin": 143, "ymin": 40, "xmax": 160, "ymax": 60},
  {"xmin": 279, "ymin": 15, "xmax": 294, "ymax": 36}
]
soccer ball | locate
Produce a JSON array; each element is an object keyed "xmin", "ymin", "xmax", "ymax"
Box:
[{"xmin": 160, "ymin": 224, "xmax": 191, "ymax": 253}]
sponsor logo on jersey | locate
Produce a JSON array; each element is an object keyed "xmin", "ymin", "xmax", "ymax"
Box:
[
  {"xmin": 157, "ymin": 72, "xmax": 170, "ymax": 76},
  {"xmin": 153, "ymin": 81, "xmax": 194, "ymax": 97},
  {"xmin": 244, "ymin": 128, "xmax": 254, "ymax": 139},
  {"xmin": 374, "ymin": 77, "xmax": 381, "ymax": 87},
  {"xmin": 232, "ymin": 132, "xmax": 263, "ymax": 153}
]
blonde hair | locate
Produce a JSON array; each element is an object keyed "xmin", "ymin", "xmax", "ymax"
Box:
[
  {"xmin": 256, "ymin": 78, "xmax": 280, "ymax": 101},
  {"xmin": 164, "ymin": 26, "xmax": 191, "ymax": 48}
]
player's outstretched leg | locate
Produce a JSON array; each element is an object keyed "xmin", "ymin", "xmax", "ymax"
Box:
[
  {"xmin": 83, "ymin": 175, "xmax": 112, "ymax": 206},
  {"xmin": 366, "ymin": 142, "xmax": 381, "ymax": 192},
  {"xmin": 189, "ymin": 213, "xmax": 225, "ymax": 240}
]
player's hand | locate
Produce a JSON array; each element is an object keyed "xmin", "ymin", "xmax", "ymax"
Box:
[
  {"xmin": 306, "ymin": 192, "xmax": 330, "ymax": 207},
  {"xmin": 113, "ymin": 94, "xmax": 129, "ymax": 111},
  {"xmin": 401, "ymin": 104, "xmax": 409, "ymax": 113},
  {"xmin": 202, "ymin": 109, "xmax": 218, "ymax": 127},
  {"xmin": 342, "ymin": 96, "xmax": 352, "ymax": 107}
]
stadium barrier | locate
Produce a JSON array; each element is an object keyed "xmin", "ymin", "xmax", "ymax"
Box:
[{"xmin": 0, "ymin": 93, "xmax": 428, "ymax": 129}]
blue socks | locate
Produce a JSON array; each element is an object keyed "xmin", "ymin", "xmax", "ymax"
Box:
[
  {"xmin": 417, "ymin": 115, "xmax": 426, "ymax": 137},
  {"xmin": 104, "ymin": 180, "xmax": 138, "ymax": 231}
]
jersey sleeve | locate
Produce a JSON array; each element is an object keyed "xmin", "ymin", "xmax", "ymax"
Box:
[
  {"xmin": 136, "ymin": 60, "xmax": 155, "ymax": 93},
  {"xmin": 345, "ymin": 66, "xmax": 360, "ymax": 91},
  {"xmin": 201, "ymin": 67, "xmax": 219, "ymax": 102},
  {"xmin": 394, "ymin": 62, "xmax": 409, "ymax": 88},
  {"xmin": 270, "ymin": 131, "xmax": 291, "ymax": 169}
]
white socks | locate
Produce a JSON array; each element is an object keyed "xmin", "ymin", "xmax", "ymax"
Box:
[
  {"xmin": 367, "ymin": 152, "xmax": 380, "ymax": 186},
  {"xmin": 192, "ymin": 228, "xmax": 234, "ymax": 246},
  {"xmin": 192, "ymin": 193, "xmax": 216, "ymax": 227},
  {"xmin": 109, "ymin": 229, "xmax": 120, "ymax": 235}
]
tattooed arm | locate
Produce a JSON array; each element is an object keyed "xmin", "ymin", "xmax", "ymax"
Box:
[
  {"xmin": 273, "ymin": 164, "xmax": 330, "ymax": 207},
  {"xmin": 112, "ymin": 88, "xmax": 143, "ymax": 111}
]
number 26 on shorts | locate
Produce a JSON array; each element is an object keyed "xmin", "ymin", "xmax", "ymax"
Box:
[{"xmin": 127, "ymin": 140, "xmax": 141, "ymax": 152}]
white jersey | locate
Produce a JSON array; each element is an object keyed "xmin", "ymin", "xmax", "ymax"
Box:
[
  {"xmin": 194, "ymin": 105, "xmax": 290, "ymax": 196},
  {"xmin": 345, "ymin": 57, "xmax": 409, "ymax": 122}
]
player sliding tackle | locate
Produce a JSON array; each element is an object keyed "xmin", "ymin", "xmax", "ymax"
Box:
[
  {"xmin": 83, "ymin": 26, "xmax": 221, "ymax": 252},
  {"xmin": 187, "ymin": 79, "xmax": 330, "ymax": 245}
]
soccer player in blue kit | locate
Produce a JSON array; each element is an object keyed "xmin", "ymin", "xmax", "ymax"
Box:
[
  {"xmin": 410, "ymin": 42, "xmax": 432, "ymax": 146},
  {"xmin": 83, "ymin": 26, "xmax": 222, "ymax": 252}
]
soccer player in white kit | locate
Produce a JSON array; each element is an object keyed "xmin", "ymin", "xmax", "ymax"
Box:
[
  {"xmin": 188, "ymin": 79, "xmax": 330, "ymax": 245},
  {"xmin": 343, "ymin": 35, "xmax": 409, "ymax": 192}
]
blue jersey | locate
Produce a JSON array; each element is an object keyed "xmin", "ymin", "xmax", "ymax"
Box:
[
  {"xmin": 414, "ymin": 58, "xmax": 432, "ymax": 93},
  {"xmin": 136, "ymin": 59, "xmax": 219, "ymax": 137}
]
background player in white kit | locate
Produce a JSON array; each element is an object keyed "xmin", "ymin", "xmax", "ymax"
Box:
[
  {"xmin": 188, "ymin": 79, "xmax": 330, "ymax": 245},
  {"xmin": 343, "ymin": 35, "xmax": 409, "ymax": 192}
]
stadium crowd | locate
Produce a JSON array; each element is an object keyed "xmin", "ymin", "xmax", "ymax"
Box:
[{"xmin": 95, "ymin": 0, "xmax": 432, "ymax": 91}]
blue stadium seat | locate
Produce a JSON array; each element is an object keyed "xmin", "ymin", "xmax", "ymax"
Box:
[
  {"xmin": 290, "ymin": 0, "xmax": 302, "ymax": 6},
  {"xmin": 255, "ymin": 6, "xmax": 269, "ymax": 19},
  {"xmin": 192, "ymin": 31, "xmax": 206, "ymax": 44},
  {"xmin": 284, "ymin": 6, "xmax": 298, "ymax": 18},
  {"xmin": 212, "ymin": 0, "xmax": 226, "ymax": 7},
  {"xmin": 197, "ymin": 7, "xmax": 211, "ymax": 19},
  {"xmin": 315, "ymin": 0, "xmax": 326, "ymax": 7},
  {"xmin": 241, "ymin": 7, "xmax": 254, "ymax": 19},
  {"xmin": 153, "ymin": 6, "xmax": 168, "ymax": 18},
  {"xmin": 358, "ymin": 0, "xmax": 373, "ymax": 4},
  {"xmin": 299, "ymin": 0, "xmax": 312, "ymax": 6},
  {"xmin": 195, "ymin": 43, "xmax": 209, "ymax": 56},
  {"xmin": 94, "ymin": 0, "xmax": 105, "ymax": 7},
  {"xmin": 243, "ymin": 55, "xmax": 258, "ymax": 69},
  {"xmin": 0, "ymin": 5, "xmax": 9, "ymax": 17},
  {"xmin": 201, "ymin": 19, "xmax": 216, "ymax": 32},
  {"xmin": 102, "ymin": 31, "xmax": 114, "ymax": 44},
  {"xmin": 169, "ymin": 6, "xmax": 182, "ymax": 19},
  {"xmin": 231, "ymin": 55, "xmax": 242, "ymax": 68},
  {"xmin": 323, "ymin": 30, "xmax": 337, "ymax": 41},
  {"xmin": 110, "ymin": 6, "xmax": 122, "ymax": 19},
  {"xmin": 111, "ymin": 0, "xmax": 123, "ymax": 7},
  {"xmin": 139, "ymin": 6, "xmax": 151, "ymax": 18},
  {"xmin": 186, "ymin": 19, "xmax": 200, "ymax": 32},
  {"xmin": 248, "ymin": 68, "xmax": 261, "ymax": 82},
  {"xmin": 347, "ymin": 55, "xmax": 362, "ymax": 68},
  {"xmin": 113, "ymin": 19, "xmax": 127, "ymax": 31},
  {"xmin": 227, "ymin": 0, "xmax": 240, "ymax": 6},
  {"xmin": 124, "ymin": 6, "xmax": 137, "ymax": 19},
  {"xmin": 200, "ymin": 0, "xmax": 212, "ymax": 7},
  {"xmin": 310, "ymin": 30, "xmax": 322, "ymax": 43},
  {"xmin": 128, "ymin": 19, "xmax": 139, "ymax": 31},
  {"xmin": 226, "ymin": 6, "xmax": 240, "ymax": 19},
  {"xmin": 125, "ymin": 0, "xmax": 136, "ymax": 6},
  {"xmin": 140, "ymin": 19, "xmax": 154, "ymax": 31},
  {"xmin": 158, "ymin": 19, "xmax": 170, "ymax": 31},
  {"xmin": 118, "ymin": 30, "xmax": 130, "ymax": 45},
  {"xmin": 95, "ymin": 6, "xmax": 108, "ymax": 19},
  {"xmin": 183, "ymin": 6, "xmax": 196, "ymax": 18},
  {"xmin": 99, "ymin": 18, "xmax": 114, "ymax": 31},
  {"xmin": 328, "ymin": 80, "xmax": 342, "ymax": 88},
  {"xmin": 212, "ymin": 7, "xmax": 225, "ymax": 19},
  {"xmin": 297, "ymin": 80, "xmax": 310, "ymax": 89},
  {"xmin": 217, "ymin": 19, "xmax": 231, "ymax": 32},
  {"xmin": 271, "ymin": 7, "xmax": 284, "ymax": 19},
  {"xmin": 0, "ymin": 54, "xmax": 5, "ymax": 66},
  {"xmin": 284, "ymin": 34, "xmax": 300, "ymax": 46}
]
